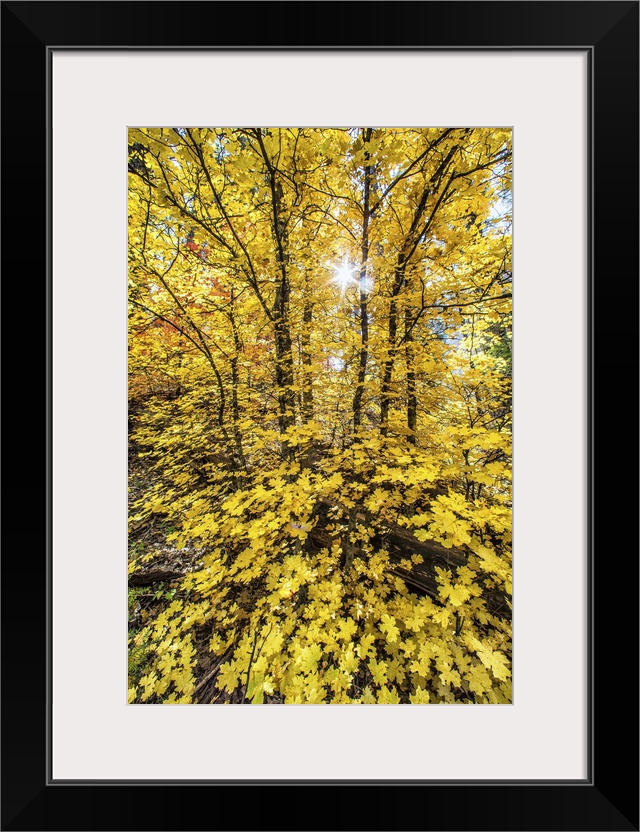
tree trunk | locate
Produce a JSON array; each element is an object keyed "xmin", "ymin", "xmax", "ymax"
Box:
[
  {"xmin": 228, "ymin": 300, "xmax": 247, "ymax": 484},
  {"xmin": 299, "ymin": 295, "xmax": 315, "ymax": 470},
  {"xmin": 405, "ymin": 303, "xmax": 417, "ymax": 444},
  {"xmin": 379, "ymin": 258, "xmax": 405, "ymax": 435},
  {"xmin": 256, "ymin": 129, "xmax": 298, "ymax": 454},
  {"xmin": 353, "ymin": 127, "xmax": 373, "ymax": 433},
  {"xmin": 301, "ymin": 297, "xmax": 314, "ymax": 423}
]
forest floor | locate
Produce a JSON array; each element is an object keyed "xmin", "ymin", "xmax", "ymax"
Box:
[
  {"xmin": 128, "ymin": 430, "xmax": 510, "ymax": 704},
  {"xmin": 128, "ymin": 441, "xmax": 287, "ymax": 703}
]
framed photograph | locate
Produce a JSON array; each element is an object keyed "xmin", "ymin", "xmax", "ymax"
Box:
[{"xmin": 3, "ymin": 1, "xmax": 637, "ymax": 830}]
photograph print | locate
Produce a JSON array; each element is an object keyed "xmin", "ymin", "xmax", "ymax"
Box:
[{"xmin": 127, "ymin": 127, "xmax": 512, "ymax": 705}]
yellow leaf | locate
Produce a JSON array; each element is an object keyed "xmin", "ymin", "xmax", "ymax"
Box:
[
  {"xmin": 360, "ymin": 686, "xmax": 376, "ymax": 704},
  {"xmin": 356, "ymin": 634, "xmax": 376, "ymax": 659},
  {"xmin": 379, "ymin": 614, "xmax": 400, "ymax": 643},
  {"xmin": 377, "ymin": 686, "xmax": 401, "ymax": 704},
  {"xmin": 409, "ymin": 686, "xmax": 430, "ymax": 704},
  {"xmin": 368, "ymin": 658, "xmax": 388, "ymax": 686},
  {"xmin": 217, "ymin": 662, "xmax": 240, "ymax": 693}
]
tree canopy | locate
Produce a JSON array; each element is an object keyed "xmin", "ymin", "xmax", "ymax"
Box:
[{"xmin": 128, "ymin": 127, "xmax": 512, "ymax": 704}]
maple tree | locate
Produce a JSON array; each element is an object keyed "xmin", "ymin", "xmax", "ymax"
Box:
[{"xmin": 128, "ymin": 127, "xmax": 512, "ymax": 704}]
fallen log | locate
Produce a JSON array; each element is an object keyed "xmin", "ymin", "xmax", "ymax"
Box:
[
  {"xmin": 127, "ymin": 501, "xmax": 510, "ymax": 618},
  {"xmin": 306, "ymin": 498, "xmax": 510, "ymax": 620},
  {"xmin": 128, "ymin": 568, "xmax": 185, "ymax": 587}
]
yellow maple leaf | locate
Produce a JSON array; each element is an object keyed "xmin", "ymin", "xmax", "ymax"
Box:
[
  {"xmin": 368, "ymin": 658, "xmax": 388, "ymax": 686},
  {"xmin": 447, "ymin": 584, "xmax": 471, "ymax": 606},
  {"xmin": 139, "ymin": 672, "xmax": 158, "ymax": 701},
  {"xmin": 489, "ymin": 651, "xmax": 511, "ymax": 681},
  {"xmin": 379, "ymin": 614, "xmax": 400, "ymax": 643},
  {"xmin": 409, "ymin": 686, "xmax": 430, "ymax": 704},
  {"xmin": 432, "ymin": 608, "xmax": 451, "ymax": 628},
  {"xmin": 336, "ymin": 618, "xmax": 358, "ymax": 642},
  {"xmin": 439, "ymin": 667, "xmax": 461, "ymax": 688},
  {"xmin": 173, "ymin": 667, "xmax": 195, "ymax": 694},
  {"xmin": 410, "ymin": 513, "xmax": 430, "ymax": 528},
  {"xmin": 356, "ymin": 633, "xmax": 376, "ymax": 659},
  {"xmin": 404, "ymin": 613, "xmax": 424, "ymax": 633},
  {"xmin": 377, "ymin": 686, "xmax": 401, "ymax": 704},
  {"xmin": 360, "ymin": 686, "xmax": 376, "ymax": 704},
  {"xmin": 296, "ymin": 644, "xmax": 322, "ymax": 674},
  {"xmin": 216, "ymin": 662, "xmax": 240, "ymax": 693},
  {"xmin": 465, "ymin": 663, "xmax": 492, "ymax": 696},
  {"xmin": 340, "ymin": 648, "xmax": 360, "ymax": 675}
]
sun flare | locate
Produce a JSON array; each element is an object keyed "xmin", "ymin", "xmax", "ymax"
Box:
[{"xmin": 331, "ymin": 261, "xmax": 358, "ymax": 291}]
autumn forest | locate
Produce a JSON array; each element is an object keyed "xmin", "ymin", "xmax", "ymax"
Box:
[{"xmin": 128, "ymin": 127, "xmax": 512, "ymax": 704}]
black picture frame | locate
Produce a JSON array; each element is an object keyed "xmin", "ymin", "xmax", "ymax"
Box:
[{"xmin": 2, "ymin": 2, "xmax": 638, "ymax": 830}]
